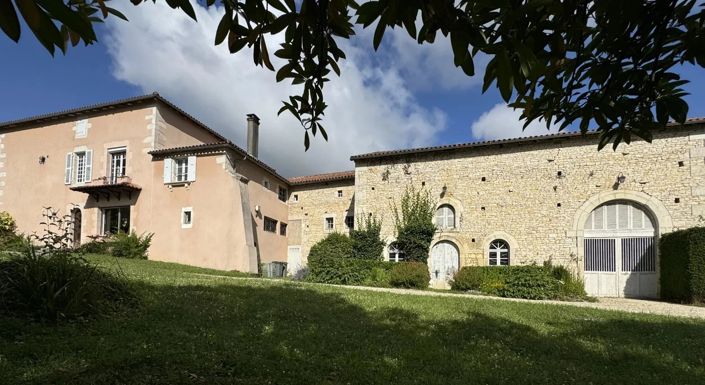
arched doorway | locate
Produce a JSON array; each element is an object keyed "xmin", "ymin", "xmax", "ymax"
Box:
[
  {"xmin": 583, "ymin": 200, "xmax": 657, "ymax": 298},
  {"xmin": 71, "ymin": 208, "xmax": 82, "ymax": 248},
  {"xmin": 429, "ymin": 241, "xmax": 459, "ymax": 287}
]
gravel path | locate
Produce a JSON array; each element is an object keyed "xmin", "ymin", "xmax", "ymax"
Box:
[{"xmin": 191, "ymin": 273, "xmax": 705, "ymax": 320}]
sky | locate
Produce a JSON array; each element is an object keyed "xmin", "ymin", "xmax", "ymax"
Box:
[{"xmin": 1, "ymin": 2, "xmax": 705, "ymax": 177}]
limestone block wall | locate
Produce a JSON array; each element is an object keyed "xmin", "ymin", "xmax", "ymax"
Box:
[
  {"xmin": 353, "ymin": 125, "xmax": 705, "ymax": 273},
  {"xmin": 288, "ymin": 180, "xmax": 355, "ymax": 260}
]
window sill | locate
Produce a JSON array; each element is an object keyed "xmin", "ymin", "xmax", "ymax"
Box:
[{"xmin": 166, "ymin": 181, "xmax": 192, "ymax": 187}]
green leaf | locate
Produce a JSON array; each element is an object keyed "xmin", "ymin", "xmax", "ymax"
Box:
[
  {"xmin": 214, "ymin": 14, "xmax": 231, "ymax": 45},
  {"xmin": 372, "ymin": 18, "xmax": 386, "ymax": 50},
  {"xmin": 0, "ymin": 0, "xmax": 21, "ymax": 42},
  {"xmin": 259, "ymin": 37, "xmax": 274, "ymax": 71},
  {"xmin": 304, "ymin": 131, "xmax": 310, "ymax": 151}
]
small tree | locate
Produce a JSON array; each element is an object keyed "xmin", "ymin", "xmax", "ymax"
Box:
[
  {"xmin": 0, "ymin": 211, "xmax": 17, "ymax": 236},
  {"xmin": 351, "ymin": 215, "xmax": 384, "ymax": 260},
  {"xmin": 308, "ymin": 232, "xmax": 353, "ymax": 261},
  {"xmin": 392, "ymin": 186, "xmax": 436, "ymax": 264}
]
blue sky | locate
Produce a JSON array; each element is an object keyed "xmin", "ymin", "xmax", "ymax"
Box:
[{"xmin": 1, "ymin": 3, "xmax": 704, "ymax": 176}]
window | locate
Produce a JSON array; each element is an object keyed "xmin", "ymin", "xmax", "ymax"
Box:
[
  {"xmin": 388, "ymin": 243, "xmax": 405, "ymax": 262},
  {"xmin": 264, "ymin": 217, "xmax": 277, "ymax": 232},
  {"xmin": 65, "ymin": 150, "xmax": 93, "ymax": 184},
  {"xmin": 181, "ymin": 207, "xmax": 193, "ymax": 228},
  {"xmin": 345, "ymin": 215, "xmax": 354, "ymax": 229},
  {"xmin": 324, "ymin": 216, "xmax": 335, "ymax": 232},
  {"xmin": 280, "ymin": 223, "xmax": 287, "ymax": 236},
  {"xmin": 436, "ymin": 204, "xmax": 456, "ymax": 229},
  {"xmin": 173, "ymin": 157, "xmax": 189, "ymax": 182},
  {"xmin": 75, "ymin": 152, "xmax": 87, "ymax": 182},
  {"xmin": 488, "ymin": 239, "xmax": 510, "ymax": 266},
  {"xmin": 292, "ymin": 194, "xmax": 299, "ymax": 202},
  {"xmin": 163, "ymin": 156, "xmax": 196, "ymax": 184},
  {"xmin": 263, "ymin": 179, "xmax": 271, "ymax": 189},
  {"xmin": 101, "ymin": 207, "xmax": 130, "ymax": 235},
  {"xmin": 109, "ymin": 148, "xmax": 126, "ymax": 183},
  {"xmin": 337, "ymin": 190, "xmax": 343, "ymax": 198},
  {"xmin": 278, "ymin": 186, "xmax": 288, "ymax": 202}
]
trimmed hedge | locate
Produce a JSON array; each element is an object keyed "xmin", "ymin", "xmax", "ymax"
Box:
[
  {"xmin": 389, "ymin": 262, "xmax": 430, "ymax": 289},
  {"xmin": 660, "ymin": 227, "xmax": 705, "ymax": 303},
  {"xmin": 451, "ymin": 265, "xmax": 587, "ymax": 300},
  {"xmin": 306, "ymin": 257, "xmax": 393, "ymax": 285}
]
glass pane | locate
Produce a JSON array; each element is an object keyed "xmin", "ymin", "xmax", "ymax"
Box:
[{"xmin": 618, "ymin": 204, "xmax": 629, "ymax": 229}]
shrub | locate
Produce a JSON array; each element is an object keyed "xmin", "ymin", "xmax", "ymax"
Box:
[
  {"xmin": 0, "ymin": 208, "xmax": 137, "ymax": 322},
  {"xmin": 389, "ymin": 262, "xmax": 430, "ymax": 289},
  {"xmin": 0, "ymin": 211, "xmax": 17, "ymax": 236},
  {"xmin": 451, "ymin": 266, "xmax": 507, "ymax": 295},
  {"xmin": 351, "ymin": 215, "xmax": 384, "ymax": 260},
  {"xmin": 392, "ymin": 186, "xmax": 437, "ymax": 263},
  {"xmin": 498, "ymin": 266, "xmax": 559, "ymax": 300},
  {"xmin": 451, "ymin": 265, "xmax": 586, "ymax": 300},
  {"xmin": 308, "ymin": 233, "xmax": 353, "ymax": 261},
  {"xmin": 110, "ymin": 231, "xmax": 153, "ymax": 259},
  {"xmin": 660, "ymin": 227, "xmax": 705, "ymax": 303},
  {"xmin": 545, "ymin": 262, "xmax": 588, "ymax": 300},
  {"xmin": 363, "ymin": 266, "xmax": 392, "ymax": 287},
  {"xmin": 0, "ymin": 211, "xmax": 27, "ymax": 253},
  {"xmin": 0, "ymin": 250, "xmax": 136, "ymax": 322},
  {"xmin": 76, "ymin": 236, "xmax": 112, "ymax": 254},
  {"xmin": 307, "ymin": 257, "xmax": 392, "ymax": 285}
]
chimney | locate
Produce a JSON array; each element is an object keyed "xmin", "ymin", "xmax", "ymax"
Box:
[{"xmin": 246, "ymin": 113, "xmax": 260, "ymax": 158}]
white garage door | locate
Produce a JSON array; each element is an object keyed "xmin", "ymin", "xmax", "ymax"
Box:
[
  {"xmin": 583, "ymin": 201, "xmax": 657, "ymax": 298},
  {"xmin": 429, "ymin": 241, "xmax": 459, "ymax": 287}
]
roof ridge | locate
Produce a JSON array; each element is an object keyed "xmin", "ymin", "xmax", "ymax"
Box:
[
  {"xmin": 350, "ymin": 118, "xmax": 705, "ymax": 161},
  {"xmin": 288, "ymin": 170, "xmax": 355, "ymax": 185}
]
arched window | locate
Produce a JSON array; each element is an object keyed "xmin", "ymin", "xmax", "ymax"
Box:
[
  {"xmin": 488, "ymin": 239, "xmax": 510, "ymax": 266},
  {"xmin": 388, "ymin": 242, "xmax": 405, "ymax": 262},
  {"xmin": 436, "ymin": 204, "xmax": 456, "ymax": 229}
]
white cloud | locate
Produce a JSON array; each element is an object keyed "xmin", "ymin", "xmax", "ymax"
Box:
[
  {"xmin": 104, "ymin": 3, "xmax": 446, "ymax": 176},
  {"xmin": 470, "ymin": 103, "xmax": 560, "ymax": 141},
  {"xmin": 352, "ymin": 23, "xmax": 488, "ymax": 92}
]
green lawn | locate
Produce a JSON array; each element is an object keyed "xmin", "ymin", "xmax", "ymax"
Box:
[{"xmin": 2, "ymin": 255, "xmax": 705, "ymax": 385}]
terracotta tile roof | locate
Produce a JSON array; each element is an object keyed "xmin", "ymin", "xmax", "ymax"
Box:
[
  {"xmin": 350, "ymin": 117, "xmax": 705, "ymax": 161},
  {"xmin": 288, "ymin": 170, "xmax": 355, "ymax": 185},
  {"xmin": 148, "ymin": 141, "xmax": 290, "ymax": 185}
]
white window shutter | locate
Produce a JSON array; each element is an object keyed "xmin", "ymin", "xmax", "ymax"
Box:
[
  {"xmin": 187, "ymin": 156, "xmax": 196, "ymax": 182},
  {"xmin": 163, "ymin": 158, "xmax": 173, "ymax": 183},
  {"xmin": 64, "ymin": 153, "xmax": 73, "ymax": 184},
  {"xmin": 84, "ymin": 150, "xmax": 93, "ymax": 183}
]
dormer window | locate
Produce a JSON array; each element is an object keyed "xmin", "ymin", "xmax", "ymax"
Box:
[
  {"xmin": 173, "ymin": 157, "xmax": 189, "ymax": 182},
  {"xmin": 163, "ymin": 156, "xmax": 196, "ymax": 184}
]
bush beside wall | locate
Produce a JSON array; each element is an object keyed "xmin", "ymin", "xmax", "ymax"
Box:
[
  {"xmin": 307, "ymin": 257, "xmax": 393, "ymax": 285},
  {"xmin": 660, "ymin": 227, "xmax": 705, "ymax": 303},
  {"xmin": 308, "ymin": 233, "xmax": 353, "ymax": 261},
  {"xmin": 451, "ymin": 265, "xmax": 587, "ymax": 300},
  {"xmin": 78, "ymin": 232, "xmax": 153, "ymax": 259},
  {"xmin": 389, "ymin": 262, "xmax": 430, "ymax": 289}
]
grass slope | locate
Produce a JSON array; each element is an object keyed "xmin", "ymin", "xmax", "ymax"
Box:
[{"xmin": 1, "ymin": 255, "xmax": 705, "ymax": 384}]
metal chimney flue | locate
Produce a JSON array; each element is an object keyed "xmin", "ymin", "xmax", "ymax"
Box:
[{"xmin": 246, "ymin": 113, "xmax": 260, "ymax": 158}]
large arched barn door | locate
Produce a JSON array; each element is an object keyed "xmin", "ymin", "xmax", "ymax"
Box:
[{"xmin": 583, "ymin": 200, "xmax": 657, "ymax": 298}]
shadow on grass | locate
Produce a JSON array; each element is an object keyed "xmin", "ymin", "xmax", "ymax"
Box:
[{"xmin": 2, "ymin": 280, "xmax": 705, "ymax": 385}]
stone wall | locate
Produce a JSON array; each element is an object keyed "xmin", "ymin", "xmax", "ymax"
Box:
[
  {"xmin": 353, "ymin": 125, "xmax": 705, "ymax": 274},
  {"xmin": 288, "ymin": 180, "xmax": 355, "ymax": 260}
]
